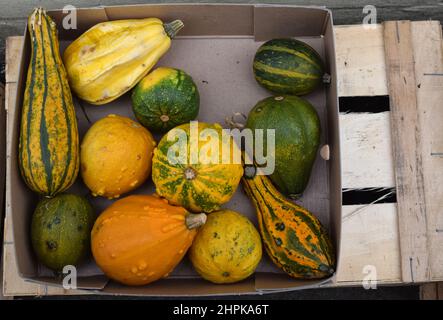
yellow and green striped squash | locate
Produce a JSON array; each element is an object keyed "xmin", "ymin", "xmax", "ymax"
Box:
[
  {"xmin": 253, "ymin": 38, "xmax": 324, "ymax": 95},
  {"xmin": 242, "ymin": 166, "xmax": 335, "ymax": 279},
  {"xmin": 152, "ymin": 122, "xmax": 243, "ymax": 213},
  {"xmin": 19, "ymin": 8, "xmax": 79, "ymax": 197}
]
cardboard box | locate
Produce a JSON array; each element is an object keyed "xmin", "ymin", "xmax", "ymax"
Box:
[{"xmin": 8, "ymin": 4, "xmax": 341, "ymax": 295}]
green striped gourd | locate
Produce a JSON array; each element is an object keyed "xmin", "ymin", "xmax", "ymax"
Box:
[
  {"xmin": 19, "ymin": 8, "xmax": 79, "ymax": 197},
  {"xmin": 242, "ymin": 165, "xmax": 335, "ymax": 279},
  {"xmin": 152, "ymin": 122, "xmax": 243, "ymax": 213},
  {"xmin": 253, "ymin": 38, "xmax": 324, "ymax": 95}
]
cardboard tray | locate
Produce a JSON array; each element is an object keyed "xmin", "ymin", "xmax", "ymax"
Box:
[{"xmin": 8, "ymin": 4, "xmax": 341, "ymax": 296}]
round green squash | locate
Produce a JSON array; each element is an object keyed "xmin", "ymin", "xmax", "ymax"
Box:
[
  {"xmin": 131, "ymin": 67, "xmax": 199, "ymax": 132},
  {"xmin": 31, "ymin": 193, "xmax": 95, "ymax": 272},
  {"xmin": 253, "ymin": 38, "xmax": 324, "ymax": 95},
  {"xmin": 246, "ymin": 95, "xmax": 321, "ymax": 199}
]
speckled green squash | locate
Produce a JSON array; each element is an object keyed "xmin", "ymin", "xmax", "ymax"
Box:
[
  {"xmin": 253, "ymin": 38, "xmax": 324, "ymax": 95},
  {"xmin": 131, "ymin": 67, "xmax": 199, "ymax": 132},
  {"xmin": 31, "ymin": 194, "xmax": 95, "ymax": 272},
  {"xmin": 246, "ymin": 95, "xmax": 321, "ymax": 199}
]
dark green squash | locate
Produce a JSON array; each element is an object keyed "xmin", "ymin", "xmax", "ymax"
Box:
[
  {"xmin": 253, "ymin": 38, "xmax": 324, "ymax": 95},
  {"xmin": 246, "ymin": 95, "xmax": 321, "ymax": 199},
  {"xmin": 31, "ymin": 193, "xmax": 95, "ymax": 272},
  {"xmin": 131, "ymin": 67, "xmax": 199, "ymax": 132}
]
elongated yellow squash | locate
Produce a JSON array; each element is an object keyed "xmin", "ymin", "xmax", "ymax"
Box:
[
  {"xmin": 63, "ymin": 18, "xmax": 184, "ymax": 105},
  {"xmin": 19, "ymin": 8, "xmax": 80, "ymax": 197}
]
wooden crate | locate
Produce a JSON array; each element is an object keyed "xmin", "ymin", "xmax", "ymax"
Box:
[{"xmin": 2, "ymin": 21, "xmax": 443, "ymax": 297}]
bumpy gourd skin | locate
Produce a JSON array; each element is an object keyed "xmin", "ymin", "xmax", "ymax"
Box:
[
  {"xmin": 242, "ymin": 169, "xmax": 335, "ymax": 279},
  {"xmin": 80, "ymin": 114, "xmax": 156, "ymax": 199},
  {"xmin": 91, "ymin": 195, "xmax": 205, "ymax": 286},
  {"xmin": 189, "ymin": 210, "xmax": 262, "ymax": 284},
  {"xmin": 246, "ymin": 95, "xmax": 321, "ymax": 199},
  {"xmin": 63, "ymin": 18, "xmax": 182, "ymax": 105},
  {"xmin": 152, "ymin": 122, "xmax": 244, "ymax": 213},
  {"xmin": 19, "ymin": 8, "xmax": 80, "ymax": 197}
]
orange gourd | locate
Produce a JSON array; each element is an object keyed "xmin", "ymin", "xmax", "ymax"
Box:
[{"xmin": 91, "ymin": 194, "xmax": 206, "ymax": 286}]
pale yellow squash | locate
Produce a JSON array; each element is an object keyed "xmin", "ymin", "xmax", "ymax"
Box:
[
  {"xmin": 189, "ymin": 210, "xmax": 262, "ymax": 284},
  {"xmin": 63, "ymin": 18, "xmax": 183, "ymax": 105}
]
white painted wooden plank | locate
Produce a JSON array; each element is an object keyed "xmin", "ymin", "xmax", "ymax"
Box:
[
  {"xmin": 411, "ymin": 21, "xmax": 443, "ymax": 281},
  {"xmin": 339, "ymin": 112, "xmax": 395, "ymax": 189},
  {"xmin": 336, "ymin": 203, "xmax": 401, "ymax": 284},
  {"xmin": 335, "ymin": 24, "xmax": 388, "ymax": 97}
]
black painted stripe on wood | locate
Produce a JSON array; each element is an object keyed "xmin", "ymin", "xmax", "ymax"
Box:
[
  {"xmin": 342, "ymin": 188, "xmax": 396, "ymax": 205},
  {"xmin": 339, "ymin": 96, "xmax": 390, "ymax": 113}
]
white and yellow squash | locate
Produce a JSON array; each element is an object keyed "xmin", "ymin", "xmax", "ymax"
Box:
[{"xmin": 63, "ymin": 18, "xmax": 184, "ymax": 105}]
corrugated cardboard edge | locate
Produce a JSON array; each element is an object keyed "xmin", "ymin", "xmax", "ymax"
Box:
[{"xmin": 0, "ymin": 83, "xmax": 5, "ymax": 236}]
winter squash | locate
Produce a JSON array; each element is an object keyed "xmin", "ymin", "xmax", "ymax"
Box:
[
  {"xmin": 91, "ymin": 195, "xmax": 206, "ymax": 286},
  {"xmin": 132, "ymin": 67, "xmax": 200, "ymax": 132},
  {"xmin": 189, "ymin": 210, "xmax": 262, "ymax": 284},
  {"xmin": 242, "ymin": 165, "xmax": 335, "ymax": 279},
  {"xmin": 19, "ymin": 8, "xmax": 79, "ymax": 197},
  {"xmin": 63, "ymin": 18, "xmax": 184, "ymax": 104},
  {"xmin": 31, "ymin": 193, "xmax": 95, "ymax": 272},
  {"xmin": 253, "ymin": 38, "xmax": 324, "ymax": 95},
  {"xmin": 80, "ymin": 114, "xmax": 156, "ymax": 199},
  {"xmin": 152, "ymin": 122, "xmax": 244, "ymax": 212},
  {"xmin": 245, "ymin": 95, "xmax": 321, "ymax": 199}
]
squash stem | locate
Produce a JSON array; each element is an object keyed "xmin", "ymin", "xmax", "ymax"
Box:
[
  {"xmin": 164, "ymin": 20, "xmax": 184, "ymax": 38},
  {"xmin": 185, "ymin": 213, "xmax": 207, "ymax": 230}
]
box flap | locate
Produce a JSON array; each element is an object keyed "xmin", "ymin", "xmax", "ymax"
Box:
[
  {"xmin": 101, "ymin": 277, "xmax": 256, "ymax": 297},
  {"xmin": 48, "ymin": 7, "xmax": 109, "ymax": 39},
  {"xmin": 28, "ymin": 275, "xmax": 108, "ymax": 290},
  {"xmin": 254, "ymin": 273, "xmax": 333, "ymax": 291},
  {"xmin": 254, "ymin": 5, "xmax": 329, "ymax": 40}
]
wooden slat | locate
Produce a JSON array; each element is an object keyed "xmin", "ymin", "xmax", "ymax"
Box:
[
  {"xmin": 3, "ymin": 83, "xmax": 16, "ymax": 245},
  {"xmin": 0, "ymin": 83, "xmax": 5, "ymax": 223},
  {"xmin": 383, "ymin": 21, "xmax": 429, "ymax": 283},
  {"xmin": 340, "ymin": 112, "xmax": 395, "ymax": 189},
  {"xmin": 337, "ymin": 203, "xmax": 401, "ymax": 285},
  {"xmin": 0, "ymin": 83, "xmax": 8, "ymax": 300},
  {"xmin": 5, "ymin": 36, "xmax": 23, "ymax": 84},
  {"xmin": 411, "ymin": 21, "xmax": 443, "ymax": 282},
  {"xmin": 335, "ymin": 25, "xmax": 388, "ymax": 97},
  {"xmin": 420, "ymin": 282, "xmax": 443, "ymax": 300}
]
